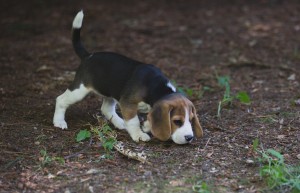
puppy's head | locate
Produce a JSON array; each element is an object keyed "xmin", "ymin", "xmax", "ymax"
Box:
[{"xmin": 147, "ymin": 93, "xmax": 203, "ymax": 144}]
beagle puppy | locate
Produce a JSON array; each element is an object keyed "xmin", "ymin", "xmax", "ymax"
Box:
[{"xmin": 53, "ymin": 11, "xmax": 203, "ymax": 144}]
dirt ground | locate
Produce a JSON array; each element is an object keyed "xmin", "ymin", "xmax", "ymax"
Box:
[{"xmin": 0, "ymin": 0, "xmax": 299, "ymax": 192}]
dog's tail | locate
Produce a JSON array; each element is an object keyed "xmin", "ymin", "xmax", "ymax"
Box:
[{"xmin": 72, "ymin": 10, "xmax": 90, "ymax": 59}]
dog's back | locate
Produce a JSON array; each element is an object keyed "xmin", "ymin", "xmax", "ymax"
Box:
[{"xmin": 71, "ymin": 52, "xmax": 144, "ymax": 100}]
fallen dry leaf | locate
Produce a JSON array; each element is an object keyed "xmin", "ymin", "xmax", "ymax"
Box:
[
  {"xmin": 169, "ymin": 180, "xmax": 184, "ymax": 187},
  {"xmin": 36, "ymin": 65, "xmax": 53, "ymax": 72},
  {"xmin": 47, "ymin": 173, "xmax": 56, "ymax": 179},
  {"xmin": 206, "ymin": 151, "xmax": 214, "ymax": 158},
  {"xmin": 287, "ymin": 74, "xmax": 296, "ymax": 81},
  {"xmin": 209, "ymin": 167, "xmax": 218, "ymax": 173},
  {"xmin": 251, "ymin": 24, "xmax": 271, "ymax": 31},
  {"xmin": 86, "ymin": 168, "xmax": 101, "ymax": 175},
  {"xmin": 277, "ymin": 135, "xmax": 285, "ymax": 139},
  {"xmin": 80, "ymin": 177, "xmax": 91, "ymax": 182},
  {"xmin": 246, "ymin": 159, "xmax": 254, "ymax": 164}
]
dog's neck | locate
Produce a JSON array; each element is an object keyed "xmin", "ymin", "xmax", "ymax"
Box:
[{"xmin": 144, "ymin": 78, "xmax": 176, "ymax": 106}]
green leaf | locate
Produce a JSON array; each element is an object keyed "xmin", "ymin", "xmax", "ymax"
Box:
[
  {"xmin": 192, "ymin": 180, "xmax": 210, "ymax": 193},
  {"xmin": 40, "ymin": 149, "xmax": 47, "ymax": 157},
  {"xmin": 76, "ymin": 129, "xmax": 91, "ymax": 142},
  {"xmin": 217, "ymin": 76, "xmax": 230, "ymax": 87},
  {"xmin": 262, "ymin": 152, "xmax": 272, "ymax": 162},
  {"xmin": 217, "ymin": 76, "xmax": 231, "ymax": 99},
  {"xmin": 203, "ymin": 86, "xmax": 212, "ymax": 91},
  {"xmin": 236, "ymin": 91, "xmax": 251, "ymax": 104},
  {"xmin": 253, "ymin": 138, "xmax": 259, "ymax": 151},
  {"xmin": 184, "ymin": 87, "xmax": 194, "ymax": 97},
  {"xmin": 267, "ymin": 149, "xmax": 284, "ymax": 164},
  {"xmin": 53, "ymin": 157, "xmax": 65, "ymax": 165},
  {"xmin": 103, "ymin": 137, "xmax": 116, "ymax": 151},
  {"xmin": 102, "ymin": 125, "xmax": 113, "ymax": 133}
]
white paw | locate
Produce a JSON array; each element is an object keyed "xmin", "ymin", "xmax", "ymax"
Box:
[
  {"xmin": 142, "ymin": 120, "xmax": 151, "ymax": 133},
  {"xmin": 53, "ymin": 120, "xmax": 68, "ymax": 129},
  {"xmin": 131, "ymin": 132, "xmax": 151, "ymax": 142}
]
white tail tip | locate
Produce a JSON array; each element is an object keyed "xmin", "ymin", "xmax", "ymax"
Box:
[{"xmin": 72, "ymin": 10, "xmax": 84, "ymax": 29}]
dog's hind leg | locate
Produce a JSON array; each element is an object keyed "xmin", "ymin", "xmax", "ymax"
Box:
[
  {"xmin": 53, "ymin": 84, "xmax": 91, "ymax": 129},
  {"xmin": 101, "ymin": 97, "xmax": 126, "ymax": 130}
]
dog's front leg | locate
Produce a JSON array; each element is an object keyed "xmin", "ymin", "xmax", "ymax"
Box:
[
  {"xmin": 125, "ymin": 115, "xmax": 150, "ymax": 142},
  {"xmin": 119, "ymin": 102, "xmax": 150, "ymax": 142},
  {"xmin": 142, "ymin": 120, "xmax": 151, "ymax": 133}
]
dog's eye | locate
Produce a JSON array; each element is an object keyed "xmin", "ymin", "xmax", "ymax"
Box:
[{"xmin": 173, "ymin": 120, "xmax": 183, "ymax": 127}]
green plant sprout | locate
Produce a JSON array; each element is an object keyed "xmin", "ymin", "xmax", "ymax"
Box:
[
  {"xmin": 171, "ymin": 80, "xmax": 212, "ymax": 99},
  {"xmin": 192, "ymin": 180, "xmax": 211, "ymax": 193},
  {"xmin": 91, "ymin": 124, "xmax": 117, "ymax": 158},
  {"xmin": 252, "ymin": 139, "xmax": 300, "ymax": 192},
  {"xmin": 217, "ymin": 75, "xmax": 251, "ymax": 118},
  {"xmin": 252, "ymin": 138, "xmax": 259, "ymax": 152},
  {"xmin": 76, "ymin": 123, "xmax": 117, "ymax": 158},
  {"xmin": 39, "ymin": 149, "xmax": 65, "ymax": 168}
]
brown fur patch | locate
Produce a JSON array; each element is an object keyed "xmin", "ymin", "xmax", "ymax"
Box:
[{"xmin": 119, "ymin": 86, "xmax": 147, "ymax": 121}]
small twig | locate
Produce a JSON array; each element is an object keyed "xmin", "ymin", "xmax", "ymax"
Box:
[
  {"xmin": 2, "ymin": 151, "xmax": 31, "ymax": 155},
  {"xmin": 114, "ymin": 141, "xmax": 151, "ymax": 165},
  {"xmin": 224, "ymin": 61, "xmax": 271, "ymax": 69},
  {"xmin": 2, "ymin": 157, "xmax": 24, "ymax": 170},
  {"xmin": 64, "ymin": 137, "xmax": 93, "ymax": 160},
  {"xmin": 203, "ymin": 138, "xmax": 211, "ymax": 151}
]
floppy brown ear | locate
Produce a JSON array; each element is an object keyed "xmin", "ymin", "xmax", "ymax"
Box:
[
  {"xmin": 192, "ymin": 106, "xmax": 203, "ymax": 138},
  {"xmin": 148, "ymin": 102, "xmax": 172, "ymax": 141}
]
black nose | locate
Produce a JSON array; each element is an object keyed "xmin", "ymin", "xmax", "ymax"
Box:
[{"xmin": 184, "ymin": 135, "xmax": 194, "ymax": 142}]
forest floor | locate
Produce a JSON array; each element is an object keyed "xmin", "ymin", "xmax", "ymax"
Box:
[{"xmin": 0, "ymin": 0, "xmax": 299, "ymax": 192}]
